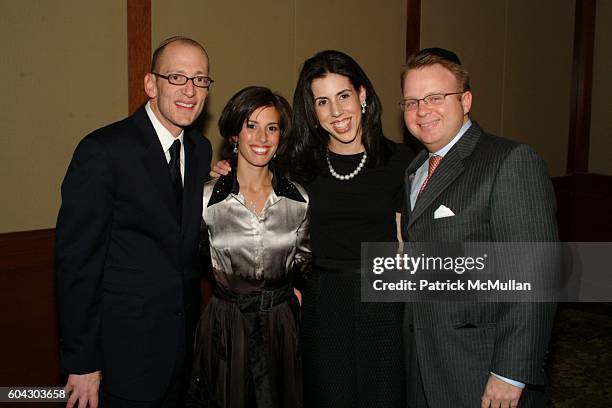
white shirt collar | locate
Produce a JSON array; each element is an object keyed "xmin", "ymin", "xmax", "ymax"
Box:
[
  {"xmin": 433, "ymin": 119, "xmax": 472, "ymax": 158},
  {"xmin": 145, "ymin": 101, "xmax": 184, "ymax": 153}
]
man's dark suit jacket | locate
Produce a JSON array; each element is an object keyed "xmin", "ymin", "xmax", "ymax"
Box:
[
  {"xmin": 401, "ymin": 122, "xmax": 558, "ymax": 407},
  {"xmin": 56, "ymin": 106, "xmax": 212, "ymax": 401}
]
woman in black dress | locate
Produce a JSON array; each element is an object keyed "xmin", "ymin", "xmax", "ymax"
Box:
[
  {"xmin": 187, "ymin": 86, "xmax": 311, "ymax": 408},
  {"xmin": 289, "ymin": 50, "xmax": 414, "ymax": 408}
]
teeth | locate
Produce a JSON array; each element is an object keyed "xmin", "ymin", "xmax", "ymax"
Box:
[
  {"xmin": 332, "ymin": 118, "xmax": 350, "ymax": 131},
  {"xmin": 419, "ymin": 120, "xmax": 438, "ymax": 129},
  {"xmin": 252, "ymin": 147, "xmax": 268, "ymax": 154},
  {"xmin": 176, "ymin": 102, "xmax": 194, "ymax": 108}
]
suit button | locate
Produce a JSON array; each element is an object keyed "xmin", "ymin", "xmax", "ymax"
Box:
[{"xmin": 176, "ymin": 311, "xmax": 184, "ymax": 317}]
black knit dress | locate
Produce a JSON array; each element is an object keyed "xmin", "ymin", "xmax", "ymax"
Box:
[{"xmin": 300, "ymin": 141, "xmax": 413, "ymax": 408}]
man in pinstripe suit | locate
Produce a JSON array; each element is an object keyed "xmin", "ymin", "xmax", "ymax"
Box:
[{"xmin": 400, "ymin": 48, "xmax": 558, "ymax": 407}]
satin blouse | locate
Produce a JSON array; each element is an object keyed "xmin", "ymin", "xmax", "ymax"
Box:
[{"xmin": 201, "ymin": 171, "xmax": 311, "ymax": 292}]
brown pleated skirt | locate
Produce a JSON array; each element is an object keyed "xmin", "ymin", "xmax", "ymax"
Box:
[{"xmin": 187, "ymin": 294, "xmax": 302, "ymax": 408}]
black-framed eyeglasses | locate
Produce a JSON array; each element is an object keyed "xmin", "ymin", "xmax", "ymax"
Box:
[
  {"xmin": 399, "ymin": 91, "xmax": 464, "ymax": 111},
  {"xmin": 152, "ymin": 72, "xmax": 214, "ymax": 89}
]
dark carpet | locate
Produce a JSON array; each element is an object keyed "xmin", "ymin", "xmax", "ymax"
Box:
[{"xmin": 547, "ymin": 303, "xmax": 612, "ymax": 407}]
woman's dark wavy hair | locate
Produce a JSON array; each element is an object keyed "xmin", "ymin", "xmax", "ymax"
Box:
[
  {"xmin": 290, "ymin": 50, "xmax": 390, "ymax": 181},
  {"xmin": 218, "ymin": 86, "xmax": 292, "ymax": 174}
]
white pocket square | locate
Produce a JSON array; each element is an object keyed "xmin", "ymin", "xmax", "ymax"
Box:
[{"xmin": 434, "ymin": 205, "xmax": 455, "ymax": 219}]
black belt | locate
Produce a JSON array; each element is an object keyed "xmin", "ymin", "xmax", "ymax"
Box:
[
  {"xmin": 213, "ymin": 284, "xmax": 293, "ymax": 313},
  {"xmin": 211, "ymin": 283, "xmax": 296, "ymax": 406}
]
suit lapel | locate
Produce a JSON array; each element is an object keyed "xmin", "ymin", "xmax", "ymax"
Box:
[
  {"xmin": 407, "ymin": 122, "xmax": 482, "ymax": 229},
  {"xmin": 133, "ymin": 107, "xmax": 181, "ymax": 219},
  {"xmin": 181, "ymin": 131, "xmax": 201, "ymax": 233},
  {"xmin": 408, "ymin": 151, "xmax": 464, "ymax": 228}
]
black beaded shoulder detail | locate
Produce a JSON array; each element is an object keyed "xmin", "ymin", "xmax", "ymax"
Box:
[
  {"xmin": 273, "ymin": 176, "xmax": 306, "ymax": 203},
  {"xmin": 208, "ymin": 173, "xmax": 238, "ymax": 207}
]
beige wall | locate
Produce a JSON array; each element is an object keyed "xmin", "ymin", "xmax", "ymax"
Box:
[
  {"xmin": 1, "ymin": 0, "xmax": 406, "ymax": 234},
  {"xmin": 589, "ymin": 0, "xmax": 612, "ymax": 175},
  {"xmin": 421, "ymin": 0, "xmax": 575, "ymax": 177},
  {"xmin": 152, "ymin": 0, "xmax": 408, "ymax": 163},
  {"xmin": 293, "ymin": 0, "xmax": 407, "ymax": 141},
  {"xmin": 10, "ymin": 0, "xmax": 603, "ymax": 232},
  {"xmin": 0, "ymin": 1, "xmax": 127, "ymax": 233}
]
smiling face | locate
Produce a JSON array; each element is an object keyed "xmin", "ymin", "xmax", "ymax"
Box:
[
  {"xmin": 144, "ymin": 41, "xmax": 210, "ymax": 136},
  {"xmin": 402, "ymin": 64, "xmax": 472, "ymax": 152},
  {"xmin": 236, "ymin": 106, "xmax": 280, "ymax": 170},
  {"xmin": 311, "ymin": 73, "xmax": 366, "ymax": 153}
]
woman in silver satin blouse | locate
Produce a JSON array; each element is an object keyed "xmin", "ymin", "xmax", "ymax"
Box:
[{"xmin": 187, "ymin": 86, "xmax": 311, "ymax": 408}]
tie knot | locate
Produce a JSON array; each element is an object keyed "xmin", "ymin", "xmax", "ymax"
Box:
[
  {"xmin": 428, "ymin": 155, "xmax": 442, "ymax": 176},
  {"xmin": 170, "ymin": 139, "xmax": 181, "ymax": 160}
]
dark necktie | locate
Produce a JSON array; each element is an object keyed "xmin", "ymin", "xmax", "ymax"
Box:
[{"xmin": 169, "ymin": 139, "xmax": 183, "ymax": 206}]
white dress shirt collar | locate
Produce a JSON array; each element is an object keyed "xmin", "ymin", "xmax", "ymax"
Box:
[
  {"xmin": 434, "ymin": 118, "xmax": 472, "ymax": 158},
  {"xmin": 145, "ymin": 101, "xmax": 184, "ymax": 153},
  {"xmin": 145, "ymin": 102, "xmax": 185, "ymax": 182}
]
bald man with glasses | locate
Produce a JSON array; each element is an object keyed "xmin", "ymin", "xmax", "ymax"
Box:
[{"xmin": 56, "ymin": 36, "xmax": 213, "ymax": 407}]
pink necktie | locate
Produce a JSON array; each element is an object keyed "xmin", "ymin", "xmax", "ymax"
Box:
[{"xmin": 418, "ymin": 155, "xmax": 442, "ymax": 196}]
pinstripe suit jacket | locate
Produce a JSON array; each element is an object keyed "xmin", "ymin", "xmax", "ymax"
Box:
[{"xmin": 401, "ymin": 122, "xmax": 558, "ymax": 407}]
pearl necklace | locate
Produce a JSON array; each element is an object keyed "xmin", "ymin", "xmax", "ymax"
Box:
[{"xmin": 326, "ymin": 150, "xmax": 367, "ymax": 181}]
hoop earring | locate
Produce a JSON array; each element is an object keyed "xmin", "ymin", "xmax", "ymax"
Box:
[{"xmin": 361, "ymin": 100, "xmax": 367, "ymax": 114}]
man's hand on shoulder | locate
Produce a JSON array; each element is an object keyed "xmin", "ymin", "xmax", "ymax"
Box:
[
  {"xmin": 209, "ymin": 160, "xmax": 231, "ymax": 179},
  {"xmin": 481, "ymin": 374, "xmax": 523, "ymax": 408},
  {"xmin": 65, "ymin": 371, "xmax": 101, "ymax": 408}
]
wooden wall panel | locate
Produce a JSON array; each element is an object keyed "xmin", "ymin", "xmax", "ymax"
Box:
[
  {"xmin": 566, "ymin": 0, "xmax": 596, "ymax": 173},
  {"xmin": 0, "ymin": 229, "xmax": 62, "ymax": 388},
  {"xmin": 128, "ymin": 0, "xmax": 151, "ymax": 114},
  {"xmin": 405, "ymin": 0, "xmax": 421, "ymax": 58},
  {"xmin": 553, "ymin": 174, "xmax": 612, "ymax": 241}
]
